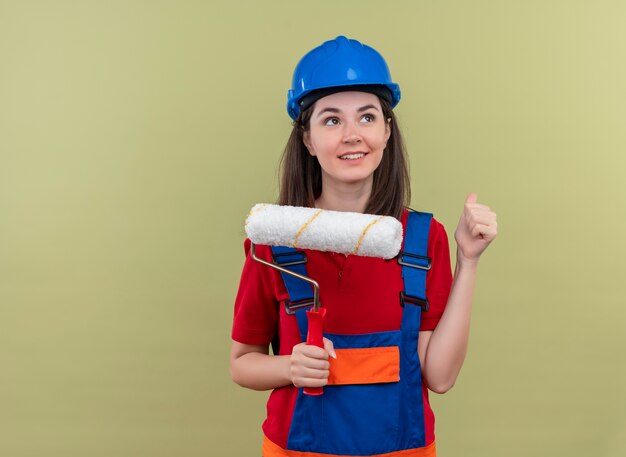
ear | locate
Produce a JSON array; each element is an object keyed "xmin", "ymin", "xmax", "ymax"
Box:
[
  {"xmin": 303, "ymin": 130, "xmax": 316, "ymax": 156},
  {"xmin": 384, "ymin": 118, "xmax": 392, "ymax": 143}
]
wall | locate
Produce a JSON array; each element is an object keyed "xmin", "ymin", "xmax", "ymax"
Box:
[{"xmin": 1, "ymin": 1, "xmax": 625, "ymax": 456}]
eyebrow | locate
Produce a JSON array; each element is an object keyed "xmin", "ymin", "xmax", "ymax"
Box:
[{"xmin": 315, "ymin": 104, "xmax": 379, "ymax": 118}]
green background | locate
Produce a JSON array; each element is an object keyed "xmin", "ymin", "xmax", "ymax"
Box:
[{"xmin": 1, "ymin": 1, "xmax": 625, "ymax": 456}]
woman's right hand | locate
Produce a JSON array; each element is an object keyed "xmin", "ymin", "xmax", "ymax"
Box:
[{"xmin": 289, "ymin": 337, "xmax": 336, "ymax": 388}]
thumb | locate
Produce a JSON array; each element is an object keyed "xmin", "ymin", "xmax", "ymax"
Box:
[
  {"xmin": 465, "ymin": 192, "xmax": 478, "ymax": 204},
  {"xmin": 323, "ymin": 337, "xmax": 337, "ymax": 359}
]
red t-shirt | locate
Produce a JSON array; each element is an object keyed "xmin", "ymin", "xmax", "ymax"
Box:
[{"xmin": 231, "ymin": 210, "xmax": 453, "ymax": 448}]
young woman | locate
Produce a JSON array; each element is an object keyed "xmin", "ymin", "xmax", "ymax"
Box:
[{"xmin": 230, "ymin": 36, "xmax": 497, "ymax": 457}]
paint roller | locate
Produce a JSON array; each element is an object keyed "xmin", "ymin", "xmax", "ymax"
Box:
[{"xmin": 245, "ymin": 204, "xmax": 403, "ymax": 395}]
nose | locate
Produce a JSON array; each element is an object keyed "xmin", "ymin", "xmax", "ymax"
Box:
[{"xmin": 342, "ymin": 123, "xmax": 362, "ymax": 144}]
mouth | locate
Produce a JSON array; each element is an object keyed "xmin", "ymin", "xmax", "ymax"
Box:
[{"xmin": 338, "ymin": 152, "xmax": 367, "ymax": 160}]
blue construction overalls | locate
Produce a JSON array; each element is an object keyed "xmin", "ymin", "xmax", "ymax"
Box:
[{"xmin": 268, "ymin": 211, "xmax": 435, "ymax": 457}]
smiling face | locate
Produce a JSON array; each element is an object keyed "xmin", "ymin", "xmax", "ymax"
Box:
[{"xmin": 303, "ymin": 91, "xmax": 391, "ymax": 191}]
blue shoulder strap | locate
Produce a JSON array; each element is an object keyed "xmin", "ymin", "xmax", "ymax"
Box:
[
  {"xmin": 399, "ymin": 211, "xmax": 433, "ymax": 318},
  {"xmin": 270, "ymin": 245, "xmax": 313, "ymax": 342},
  {"xmin": 397, "ymin": 211, "xmax": 433, "ymax": 448}
]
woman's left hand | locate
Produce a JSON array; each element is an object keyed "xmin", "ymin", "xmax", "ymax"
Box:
[{"xmin": 454, "ymin": 192, "xmax": 498, "ymax": 264}]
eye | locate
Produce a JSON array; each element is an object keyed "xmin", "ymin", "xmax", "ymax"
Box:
[
  {"xmin": 324, "ymin": 117, "xmax": 340, "ymax": 126},
  {"xmin": 360, "ymin": 113, "xmax": 376, "ymax": 123}
]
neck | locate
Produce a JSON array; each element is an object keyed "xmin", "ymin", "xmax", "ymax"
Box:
[{"xmin": 315, "ymin": 177, "xmax": 373, "ymax": 213}]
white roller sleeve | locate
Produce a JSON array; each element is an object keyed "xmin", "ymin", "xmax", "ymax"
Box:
[{"xmin": 245, "ymin": 203, "xmax": 403, "ymax": 259}]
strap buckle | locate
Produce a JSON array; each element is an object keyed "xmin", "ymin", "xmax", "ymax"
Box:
[
  {"xmin": 272, "ymin": 250, "xmax": 308, "ymax": 267},
  {"xmin": 283, "ymin": 298, "xmax": 314, "ymax": 315},
  {"xmin": 398, "ymin": 252, "xmax": 431, "ymax": 270},
  {"xmin": 400, "ymin": 291, "xmax": 430, "ymax": 311}
]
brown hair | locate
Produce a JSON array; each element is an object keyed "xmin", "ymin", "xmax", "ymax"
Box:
[{"xmin": 277, "ymin": 97, "xmax": 411, "ymax": 220}]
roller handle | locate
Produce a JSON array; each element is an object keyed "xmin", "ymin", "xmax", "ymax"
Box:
[{"xmin": 303, "ymin": 307, "xmax": 327, "ymax": 396}]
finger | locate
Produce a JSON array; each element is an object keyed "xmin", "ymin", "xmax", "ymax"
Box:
[
  {"xmin": 293, "ymin": 375, "xmax": 329, "ymax": 388},
  {"xmin": 290, "ymin": 349, "xmax": 330, "ymax": 370},
  {"xmin": 299, "ymin": 356, "xmax": 331, "ymax": 370},
  {"xmin": 466, "ymin": 210, "xmax": 497, "ymax": 226},
  {"xmin": 464, "ymin": 205, "xmax": 496, "ymax": 217},
  {"xmin": 291, "ymin": 362, "xmax": 330, "ymax": 387},
  {"xmin": 471, "ymin": 223, "xmax": 497, "ymax": 240},
  {"xmin": 297, "ymin": 343, "xmax": 330, "ymax": 360},
  {"xmin": 294, "ymin": 365, "xmax": 330, "ymax": 379}
]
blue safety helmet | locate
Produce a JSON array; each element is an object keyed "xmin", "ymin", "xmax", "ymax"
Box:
[{"xmin": 287, "ymin": 36, "xmax": 401, "ymax": 120}]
